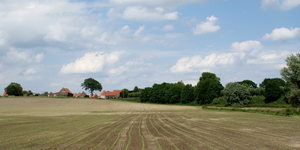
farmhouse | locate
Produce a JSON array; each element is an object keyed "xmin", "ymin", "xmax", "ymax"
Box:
[
  {"xmin": 73, "ymin": 91, "xmax": 87, "ymax": 97},
  {"xmin": 99, "ymin": 90, "xmax": 122, "ymax": 99},
  {"xmin": 49, "ymin": 88, "xmax": 73, "ymax": 97}
]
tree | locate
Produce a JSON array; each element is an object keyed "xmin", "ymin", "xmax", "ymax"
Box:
[
  {"xmin": 133, "ymin": 86, "xmax": 139, "ymax": 92},
  {"xmin": 140, "ymin": 87, "xmax": 152, "ymax": 102},
  {"xmin": 120, "ymin": 88, "xmax": 129, "ymax": 98},
  {"xmin": 281, "ymin": 53, "xmax": 300, "ymax": 109},
  {"xmin": 195, "ymin": 72, "xmax": 224, "ymax": 104},
  {"xmin": 264, "ymin": 80, "xmax": 282, "ymax": 103},
  {"xmin": 5, "ymin": 82, "xmax": 23, "ymax": 96},
  {"xmin": 259, "ymin": 78, "xmax": 285, "ymax": 88},
  {"xmin": 180, "ymin": 84, "xmax": 195, "ymax": 103},
  {"xmin": 222, "ymin": 82, "xmax": 251, "ymax": 105},
  {"xmin": 237, "ymin": 80, "xmax": 257, "ymax": 88},
  {"xmin": 81, "ymin": 78, "xmax": 102, "ymax": 96}
]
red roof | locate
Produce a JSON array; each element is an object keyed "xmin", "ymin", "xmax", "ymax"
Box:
[
  {"xmin": 64, "ymin": 88, "xmax": 72, "ymax": 94},
  {"xmin": 100, "ymin": 90, "xmax": 122, "ymax": 97}
]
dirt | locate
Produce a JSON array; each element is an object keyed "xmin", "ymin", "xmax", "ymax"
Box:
[{"xmin": 0, "ymin": 97, "xmax": 299, "ymax": 150}]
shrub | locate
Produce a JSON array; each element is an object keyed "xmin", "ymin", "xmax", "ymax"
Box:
[
  {"xmin": 211, "ymin": 97, "xmax": 227, "ymax": 106},
  {"xmin": 250, "ymin": 96, "xmax": 265, "ymax": 105}
]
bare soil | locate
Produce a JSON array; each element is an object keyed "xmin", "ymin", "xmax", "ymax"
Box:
[{"xmin": 0, "ymin": 97, "xmax": 299, "ymax": 150}]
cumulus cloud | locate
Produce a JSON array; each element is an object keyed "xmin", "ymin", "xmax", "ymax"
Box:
[
  {"xmin": 246, "ymin": 50, "xmax": 290, "ymax": 67},
  {"xmin": 170, "ymin": 53, "xmax": 244, "ymax": 73},
  {"xmin": 231, "ymin": 40, "xmax": 263, "ymax": 52},
  {"xmin": 262, "ymin": 27, "xmax": 300, "ymax": 41},
  {"xmin": 21, "ymin": 68, "xmax": 37, "ymax": 76},
  {"xmin": 110, "ymin": 0, "xmax": 207, "ymax": 7},
  {"xmin": 4, "ymin": 50, "xmax": 44, "ymax": 64},
  {"xmin": 261, "ymin": 0, "xmax": 300, "ymax": 10},
  {"xmin": 192, "ymin": 15, "xmax": 220, "ymax": 35},
  {"xmin": 122, "ymin": 6, "xmax": 179, "ymax": 21},
  {"xmin": 60, "ymin": 51, "xmax": 128, "ymax": 74},
  {"xmin": 133, "ymin": 25, "xmax": 145, "ymax": 36},
  {"xmin": 162, "ymin": 25, "xmax": 175, "ymax": 31}
]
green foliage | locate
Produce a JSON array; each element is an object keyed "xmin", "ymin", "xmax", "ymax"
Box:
[
  {"xmin": 140, "ymin": 87, "xmax": 152, "ymax": 102},
  {"xmin": 120, "ymin": 88, "xmax": 129, "ymax": 98},
  {"xmin": 5, "ymin": 82, "xmax": 23, "ymax": 96},
  {"xmin": 133, "ymin": 86, "xmax": 139, "ymax": 92},
  {"xmin": 264, "ymin": 79, "xmax": 283, "ymax": 103},
  {"xmin": 81, "ymin": 78, "xmax": 102, "ymax": 95},
  {"xmin": 128, "ymin": 92, "xmax": 140, "ymax": 98},
  {"xmin": 180, "ymin": 84, "xmax": 195, "ymax": 104},
  {"xmin": 281, "ymin": 53, "xmax": 300, "ymax": 109},
  {"xmin": 195, "ymin": 72, "xmax": 223, "ymax": 105},
  {"xmin": 237, "ymin": 80, "xmax": 257, "ymax": 88},
  {"xmin": 260, "ymin": 78, "xmax": 285, "ymax": 88},
  {"xmin": 250, "ymin": 96, "xmax": 265, "ymax": 105},
  {"xmin": 211, "ymin": 97, "xmax": 227, "ymax": 106},
  {"xmin": 222, "ymin": 82, "xmax": 251, "ymax": 106},
  {"xmin": 248, "ymin": 87, "xmax": 264, "ymax": 96}
]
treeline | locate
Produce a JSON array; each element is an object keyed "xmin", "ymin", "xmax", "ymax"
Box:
[{"xmin": 139, "ymin": 72, "xmax": 290, "ymax": 106}]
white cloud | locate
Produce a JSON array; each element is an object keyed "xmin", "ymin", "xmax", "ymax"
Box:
[
  {"xmin": 261, "ymin": 0, "xmax": 300, "ymax": 10},
  {"xmin": 262, "ymin": 27, "xmax": 300, "ymax": 41},
  {"xmin": 22, "ymin": 68, "xmax": 37, "ymax": 76},
  {"xmin": 170, "ymin": 52, "xmax": 244, "ymax": 73},
  {"xmin": 122, "ymin": 6, "xmax": 179, "ymax": 21},
  {"xmin": 110, "ymin": 0, "xmax": 207, "ymax": 7},
  {"xmin": 162, "ymin": 25, "xmax": 175, "ymax": 31},
  {"xmin": 246, "ymin": 50, "xmax": 290, "ymax": 68},
  {"xmin": 231, "ymin": 40, "xmax": 263, "ymax": 52},
  {"xmin": 60, "ymin": 51, "xmax": 128, "ymax": 74},
  {"xmin": 192, "ymin": 15, "xmax": 220, "ymax": 35},
  {"xmin": 133, "ymin": 25, "xmax": 145, "ymax": 36},
  {"xmin": 35, "ymin": 53, "xmax": 44, "ymax": 63}
]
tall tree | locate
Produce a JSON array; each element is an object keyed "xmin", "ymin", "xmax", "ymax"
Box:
[
  {"xmin": 260, "ymin": 78, "xmax": 285, "ymax": 88},
  {"xmin": 120, "ymin": 88, "xmax": 129, "ymax": 98},
  {"xmin": 140, "ymin": 87, "xmax": 152, "ymax": 102},
  {"xmin": 81, "ymin": 78, "xmax": 102, "ymax": 96},
  {"xmin": 133, "ymin": 86, "xmax": 139, "ymax": 92},
  {"xmin": 281, "ymin": 53, "xmax": 300, "ymax": 109},
  {"xmin": 5, "ymin": 82, "xmax": 23, "ymax": 96},
  {"xmin": 237, "ymin": 80, "xmax": 257, "ymax": 88},
  {"xmin": 264, "ymin": 80, "xmax": 282, "ymax": 103},
  {"xmin": 195, "ymin": 72, "xmax": 224, "ymax": 104},
  {"xmin": 222, "ymin": 82, "xmax": 251, "ymax": 105},
  {"xmin": 180, "ymin": 84, "xmax": 195, "ymax": 103}
]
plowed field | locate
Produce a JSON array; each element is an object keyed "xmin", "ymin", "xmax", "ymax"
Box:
[{"xmin": 0, "ymin": 97, "xmax": 299, "ymax": 150}]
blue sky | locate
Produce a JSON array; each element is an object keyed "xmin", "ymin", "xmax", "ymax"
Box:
[{"xmin": 0, "ymin": 0, "xmax": 300, "ymax": 94}]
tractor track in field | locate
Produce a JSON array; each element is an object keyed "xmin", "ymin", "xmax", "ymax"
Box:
[{"xmin": 1, "ymin": 98, "xmax": 300, "ymax": 150}]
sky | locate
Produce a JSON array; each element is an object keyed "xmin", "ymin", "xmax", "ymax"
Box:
[{"xmin": 0, "ymin": 0, "xmax": 300, "ymax": 95}]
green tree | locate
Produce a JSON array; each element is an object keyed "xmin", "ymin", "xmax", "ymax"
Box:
[
  {"xmin": 180, "ymin": 84, "xmax": 195, "ymax": 103},
  {"xmin": 264, "ymin": 80, "xmax": 282, "ymax": 103},
  {"xmin": 140, "ymin": 87, "xmax": 152, "ymax": 102},
  {"xmin": 165, "ymin": 82, "xmax": 184, "ymax": 104},
  {"xmin": 237, "ymin": 80, "xmax": 257, "ymax": 88},
  {"xmin": 81, "ymin": 78, "xmax": 102, "ymax": 96},
  {"xmin": 260, "ymin": 78, "xmax": 285, "ymax": 88},
  {"xmin": 195, "ymin": 72, "xmax": 224, "ymax": 104},
  {"xmin": 281, "ymin": 53, "xmax": 300, "ymax": 109},
  {"xmin": 120, "ymin": 88, "xmax": 129, "ymax": 98},
  {"xmin": 5, "ymin": 82, "xmax": 23, "ymax": 96},
  {"xmin": 133, "ymin": 86, "xmax": 139, "ymax": 92},
  {"xmin": 222, "ymin": 82, "xmax": 251, "ymax": 105},
  {"xmin": 28, "ymin": 90, "xmax": 33, "ymax": 95}
]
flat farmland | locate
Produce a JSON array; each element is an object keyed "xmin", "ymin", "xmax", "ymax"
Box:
[{"xmin": 0, "ymin": 98, "xmax": 299, "ymax": 150}]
